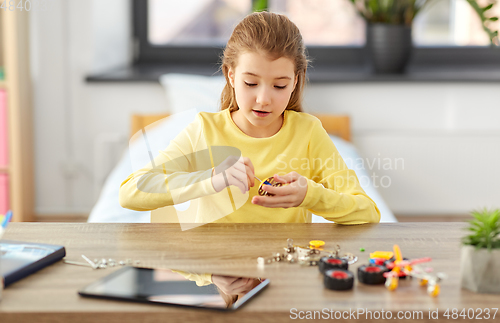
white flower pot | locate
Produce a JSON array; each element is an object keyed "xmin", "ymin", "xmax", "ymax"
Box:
[{"xmin": 460, "ymin": 245, "xmax": 500, "ymax": 294}]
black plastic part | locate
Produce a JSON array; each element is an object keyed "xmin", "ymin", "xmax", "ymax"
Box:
[
  {"xmin": 384, "ymin": 257, "xmax": 409, "ymax": 278},
  {"xmin": 357, "ymin": 264, "xmax": 388, "ymax": 285},
  {"xmin": 319, "ymin": 257, "xmax": 348, "ymax": 274},
  {"xmin": 324, "ymin": 269, "xmax": 354, "ymax": 291}
]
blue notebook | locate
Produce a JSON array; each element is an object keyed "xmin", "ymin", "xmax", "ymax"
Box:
[{"xmin": 0, "ymin": 240, "xmax": 66, "ymax": 287}]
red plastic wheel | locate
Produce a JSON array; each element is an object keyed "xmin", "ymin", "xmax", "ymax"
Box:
[
  {"xmin": 319, "ymin": 256, "xmax": 348, "ymax": 274},
  {"xmin": 358, "ymin": 264, "xmax": 388, "ymax": 285},
  {"xmin": 324, "ymin": 269, "xmax": 354, "ymax": 291}
]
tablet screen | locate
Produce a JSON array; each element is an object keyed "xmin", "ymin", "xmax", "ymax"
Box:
[{"xmin": 78, "ymin": 266, "xmax": 269, "ymax": 311}]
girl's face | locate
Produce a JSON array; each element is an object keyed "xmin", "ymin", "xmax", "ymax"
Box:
[{"xmin": 228, "ymin": 51, "xmax": 298, "ymax": 138}]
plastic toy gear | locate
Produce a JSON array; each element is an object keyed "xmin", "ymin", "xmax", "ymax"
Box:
[{"xmin": 258, "ymin": 176, "xmax": 282, "ymax": 196}]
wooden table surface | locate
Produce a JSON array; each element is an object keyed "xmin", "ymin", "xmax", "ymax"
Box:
[{"xmin": 0, "ymin": 222, "xmax": 499, "ymax": 323}]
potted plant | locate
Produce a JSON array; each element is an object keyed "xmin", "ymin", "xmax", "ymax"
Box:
[
  {"xmin": 348, "ymin": 0, "xmax": 500, "ymax": 73},
  {"xmin": 460, "ymin": 208, "xmax": 500, "ymax": 293}
]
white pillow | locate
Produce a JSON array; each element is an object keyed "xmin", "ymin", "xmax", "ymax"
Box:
[{"xmin": 159, "ymin": 73, "xmax": 226, "ymax": 114}]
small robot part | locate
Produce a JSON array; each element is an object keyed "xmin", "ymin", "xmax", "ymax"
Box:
[
  {"xmin": 318, "ymin": 256, "xmax": 348, "ymax": 274},
  {"xmin": 324, "ymin": 269, "xmax": 355, "ymax": 291},
  {"xmin": 257, "ymin": 239, "xmax": 357, "ymax": 267},
  {"xmin": 309, "ymin": 240, "xmax": 325, "ymax": 249},
  {"xmin": 357, "ymin": 264, "xmax": 389, "ymax": 284},
  {"xmin": 257, "ymin": 176, "xmax": 283, "ymax": 196},
  {"xmin": 360, "ymin": 244, "xmax": 446, "ymax": 297}
]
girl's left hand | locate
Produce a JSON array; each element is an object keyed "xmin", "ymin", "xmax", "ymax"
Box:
[
  {"xmin": 251, "ymin": 172, "xmax": 308, "ymax": 208},
  {"xmin": 211, "ymin": 275, "xmax": 255, "ymax": 295}
]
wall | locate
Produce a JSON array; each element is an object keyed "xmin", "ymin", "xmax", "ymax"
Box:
[
  {"xmin": 304, "ymin": 84, "xmax": 500, "ymax": 215},
  {"xmin": 30, "ymin": 0, "xmax": 140, "ymax": 214},
  {"xmin": 30, "ymin": 1, "xmax": 500, "ymax": 217}
]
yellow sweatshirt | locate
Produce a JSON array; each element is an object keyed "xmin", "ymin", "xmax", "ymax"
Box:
[{"xmin": 119, "ymin": 109, "xmax": 380, "ymax": 224}]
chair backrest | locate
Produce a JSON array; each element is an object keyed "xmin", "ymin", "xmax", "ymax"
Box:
[{"xmin": 313, "ymin": 114, "xmax": 351, "ymax": 142}]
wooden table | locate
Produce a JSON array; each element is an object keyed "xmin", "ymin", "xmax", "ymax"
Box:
[{"xmin": 0, "ymin": 223, "xmax": 499, "ymax": 322}]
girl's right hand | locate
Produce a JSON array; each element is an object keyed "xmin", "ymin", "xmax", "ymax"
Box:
[{"xmin": 211, "ymin": 156, "xmax": 255, "ymax": 194}]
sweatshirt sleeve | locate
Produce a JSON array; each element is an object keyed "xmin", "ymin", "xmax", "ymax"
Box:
[
  {"xmin": 119, "ymin": 115, "xmax": 217, "ymax": 211},
  {"xmin": 299, "ymin": 120, "xmax": 381, "ymax": 225},
  {"xmin": 170, "ymin": 270, "xmax": 213, "ymax": 287}
]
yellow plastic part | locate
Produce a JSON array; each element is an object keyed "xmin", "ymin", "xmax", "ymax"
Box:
[
  {"xmin": 369, "ymin": 251, "xmax": 394, "ymax": 259},
  {"xmin": 386, "ymin": 277, "xmax": 399, "ymax": 291},
  {"xmin": 428, "ymin": 284, "xmax": 440, "ymax": 297},
  {"xmin": 393, "ymin": 244, "xmax": 403, "ymax": 262},
  {"xmin": 309, "ymin": 240, "xmax": 325, "ymax": 249}
]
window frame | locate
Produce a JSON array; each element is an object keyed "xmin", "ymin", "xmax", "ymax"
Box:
[{"xmin": 133, "ymin": 0, "xmax": 500, "ymax": 67}]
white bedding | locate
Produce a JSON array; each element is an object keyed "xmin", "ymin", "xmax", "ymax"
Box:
[{"xmin": 87, "ymin": 74, "xmax": 396, "ymax": 223}]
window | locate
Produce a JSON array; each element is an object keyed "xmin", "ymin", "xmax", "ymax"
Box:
[
  {"xmin": 134, "ymin": 0, "xmax": 500, "ymax": 66},
  {"xmin": 413, "ymin": 0, "xmax": 500, "ymax": 46},
  {"xmin": 148, "ymin": 0, "xmax": 251, "ymax": 46}
]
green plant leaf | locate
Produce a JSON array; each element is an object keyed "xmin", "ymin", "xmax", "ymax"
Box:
[
  {"xmin": 483, "ymin": 3, "xmax": 494, "ymax": 12},
  {"xmin": 489, "ymin": 212, "xmax": 499, "ymax": 227},
  {"xmin": 466, "ymin": 0, "xmax": 500, "ymax": 46},
  {"xmin": 470, "ymin": 219, "xmax": 484, "ymax": 229},
  {"xmin": 252, "ymin": 0, "xmax": 267, "ymax": 12},
  {"xmin": 463, "ymin": 208, "xmax": 500, "ymax": 249}
]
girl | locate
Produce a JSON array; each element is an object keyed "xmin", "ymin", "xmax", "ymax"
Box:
[{"xmin": 120, "ymin": 12, "xmax": 380, "ymax": 225}]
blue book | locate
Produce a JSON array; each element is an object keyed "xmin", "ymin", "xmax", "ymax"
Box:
[{"xmin": 0, "ymin": 240, "xmax": 66, "ymax": 287}]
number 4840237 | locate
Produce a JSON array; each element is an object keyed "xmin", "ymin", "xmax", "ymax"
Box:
[{"xmin": 443, "ymin": 308, "xmax": 498, "ymax": 320}]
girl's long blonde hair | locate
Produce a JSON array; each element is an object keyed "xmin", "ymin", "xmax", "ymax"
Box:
[{"xmin": 220, "ymin": 12, "xmax": 309, "ymax": 112}]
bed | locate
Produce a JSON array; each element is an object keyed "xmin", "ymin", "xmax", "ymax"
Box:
[{"xmin": 88, "ymin": 74, "xmax": 396, "ymax": 223}]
